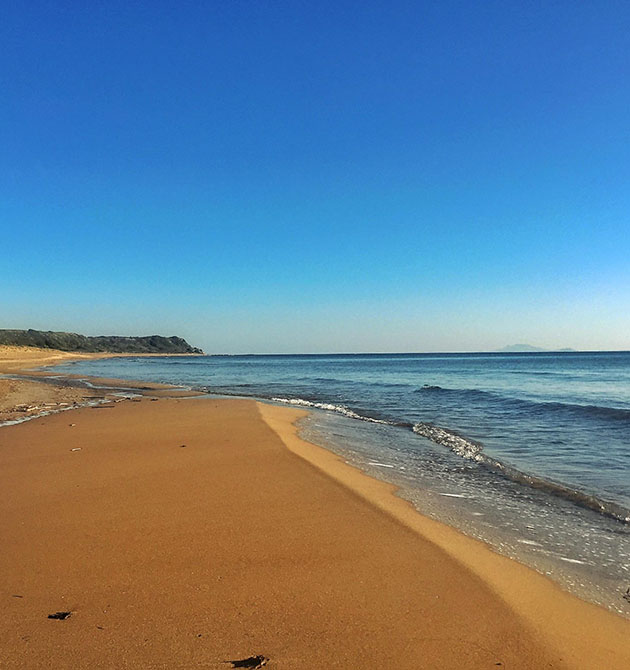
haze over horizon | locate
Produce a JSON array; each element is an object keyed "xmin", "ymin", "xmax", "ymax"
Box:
[{"xmin": 2, "ymin": 2, "xmax": 629, "ymax": 354}]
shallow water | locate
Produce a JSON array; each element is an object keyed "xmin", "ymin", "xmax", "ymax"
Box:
[{"xmin": 299, "ymin": 409, "xmax": 630, "ymax": 616}]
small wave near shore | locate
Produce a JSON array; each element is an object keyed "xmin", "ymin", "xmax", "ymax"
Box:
[{"xmin": 271, "ymin": 395, "xmax": 630, "ymax": 524}]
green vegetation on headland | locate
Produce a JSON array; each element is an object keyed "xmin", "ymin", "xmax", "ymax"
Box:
[{"xmin": 0, "ymin": 329, "xmax": 204, "ymax": 354}]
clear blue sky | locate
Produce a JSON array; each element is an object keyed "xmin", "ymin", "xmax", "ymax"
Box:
[{"xmin": 2, "ymin": 1, "xmax": 629, "ymax": 352}]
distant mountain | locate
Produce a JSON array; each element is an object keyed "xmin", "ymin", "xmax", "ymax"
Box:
[
  {"xmin": 498, "ymin": 344, "xmax": 546, "ymax": 352},
  {"xmin": 0, "ymin": 329, "xmax": 204, "ymax": 354},
  {"xmin": 497, "ymin": 344, "xmax": 576, "ymax": 353}
]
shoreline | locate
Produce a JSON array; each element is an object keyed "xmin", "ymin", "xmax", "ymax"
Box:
[
  {"xmin": 296, "ymin": 408, "xmax": 630, "ymax": 619},
  {"xmin": 259, "ymin": 402, "xmax": 630, "ymax": 667},
  {"xmin": 0, "ymin": 346, "xmax": 204, "ymax": 424},
  {"xmin": 2, "ymin": 347, "xmax": 630, "ymax": 666}
]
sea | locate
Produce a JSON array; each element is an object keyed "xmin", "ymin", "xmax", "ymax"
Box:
[{"xmin": 51, "ymin": 351, "xmax": 630, "ymax": 616}]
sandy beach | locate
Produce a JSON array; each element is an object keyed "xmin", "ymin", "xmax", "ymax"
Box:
[{"xmin": 1, "ymin": 349, "xmax": 629, "ymax": 668}]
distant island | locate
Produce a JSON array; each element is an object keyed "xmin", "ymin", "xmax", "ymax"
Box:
[
  {"xmin": 0, "ymin": 329, "xmax": 204, "ymax": 354},
  {"xmin": 497, "ymin": 344, "xmax": 576, "ymax": 353}
]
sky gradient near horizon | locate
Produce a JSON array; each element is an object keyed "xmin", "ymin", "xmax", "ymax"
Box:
[{"xmin": 2, "ymin": 1, "xmax": 629, "ymax": 353}]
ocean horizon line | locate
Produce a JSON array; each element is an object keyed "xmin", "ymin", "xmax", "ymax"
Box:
[{"xmin": 196, "ymin": 349, "xmax": 629, "ymax": 357}]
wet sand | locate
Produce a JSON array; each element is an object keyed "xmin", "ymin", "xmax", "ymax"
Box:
[
  {"xmin": 1, "ymin": 347, "xmax": 629, "ymax": 668},
  {"xmin": 0, "ymin": 347, "xmax": 114, "ymax": 423},
  {"xmin": 0, "ymin": 346, "xmax": 200, "ymax": 423}
]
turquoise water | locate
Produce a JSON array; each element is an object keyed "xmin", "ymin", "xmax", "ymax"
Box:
[{"xmin": 53, "ymin": 352, "xmax": 630, "ymax": 614}]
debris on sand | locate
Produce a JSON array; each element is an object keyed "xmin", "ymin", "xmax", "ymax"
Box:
[
  {"xmin": 225, "ymin": 655, "xmax": 268, "ymax": 669},
  {"xmin": 48, "ymin": 611, "xmax": 72, "ymax": 620}
]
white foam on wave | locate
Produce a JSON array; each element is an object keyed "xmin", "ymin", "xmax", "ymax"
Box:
[
  {"xmin": 518, "ymin": 539, "xmax": 543, "ymax": 547},
  {"xmin": 559, "ymin": 556, "xmax": 587, "ymax": 565},
  {"xmin": 367, "ymin": 461, "xmax": 395, "ymax": 468},
  {"xmin": 271, "ymin": 397, "xmax": 391, "ymax": 425},
  {"xmin": 412, "ymin": 422, "xmax": 484, "ymax": 461},
  {"xmin": 437, "ymin": 492, "xmax": 470, "ymax": 498}
]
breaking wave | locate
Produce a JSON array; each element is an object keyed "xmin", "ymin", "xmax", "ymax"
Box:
[
  {"xmin": 411, "ymin": 421, "xmax": 630, "ymax": 523},
  {"xmin": 270, "ymin": 397, "xmax": 392, "ymax": 425},
  {"xmin": 412, "ymin": 422, "xmax": 484, "ymax": 460},
  {"xmin": 270, "ymin": 396, "xmax": 630, "ymax": 524}
]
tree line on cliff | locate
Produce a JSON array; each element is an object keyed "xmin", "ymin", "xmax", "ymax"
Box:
[{"xmin": 0, "ymin": 329, "xmax": 204, "ymax": 354}]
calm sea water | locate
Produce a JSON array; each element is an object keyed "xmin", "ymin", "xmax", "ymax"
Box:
[{"xmin": 52, "ymin": 352, "xmax": 630, "ymax": 615}]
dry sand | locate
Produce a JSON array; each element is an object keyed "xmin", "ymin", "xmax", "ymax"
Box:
[
  {"xmin": 1, "ymin": 347, "xmax": 629, "ymax": 668},
  {"xmin": 0, "ymin": 346, "xmax": 102, "ymax": 373}
]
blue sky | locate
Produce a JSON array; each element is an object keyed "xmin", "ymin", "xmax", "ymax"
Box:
[{"xmin": 2, "ymin": 1, "xmax": 629, "ymax": 352}]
